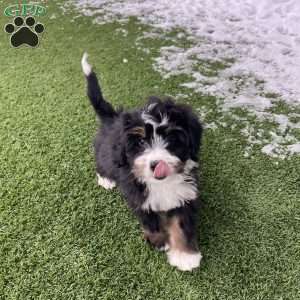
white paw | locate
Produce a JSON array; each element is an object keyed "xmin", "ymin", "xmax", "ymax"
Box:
[
  {"xmin": 96, "ymin": 173, "xmax": 116, "ymax": 190},
  {"xmin": 167, "ymin": 250, "xmax": 202, "ymax": 271}
]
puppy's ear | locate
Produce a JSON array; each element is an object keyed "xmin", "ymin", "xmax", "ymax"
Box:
[
  {"xmin": 169, "ymin": 104, "xmax": 202, "ymax": 160},
  {"xmin": 118, "ymin": 145, "xmax": 128, "ymax": 167},
  {"xmin": 187, "ymin": 113, "xmax": 202, "ymax": 160},
  {"xmin": 123, "ymin": 112, "xmax": 133, "ymax": 130},
  {"xmin": 117, "ymin": 112, "xmax": 142, "ymax": 168},
  {"xmin": 112, "ymin": 113, "xmax": 132, "ymax": 168},
  {"xmin": 112, "ymin": 137, "xmax": 127, "ymax": 168}
]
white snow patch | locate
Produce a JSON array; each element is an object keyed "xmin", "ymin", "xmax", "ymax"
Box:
[
  {"xmin": 63, "ymin": 0, "xmax": 300, "ymax": 158},
  {"xmin": 287, "ymin": 143, "xmax": 300, "ymax": 155},
  {"xmin": 115, "ymin": 28, "xmax": 128, "ymax": 37}
]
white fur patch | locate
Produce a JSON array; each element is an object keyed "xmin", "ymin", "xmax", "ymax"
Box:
[
  {"xmin": 147, "ymin": 103, "xmax": 157, "ymax": 111},
  {"xmin": 158, "ymin": 244, "xmax": 170, "ymax": 252},
  {"xmin": 160, "ymin": 114, "xmax": 169, "ymax": 126},
  {"xmin": 97, "ymin": 173, "xmax": 116, "ymax": 189},
  {"xmin": 167, "ymin": 250, "xmax": 202, "ymax": 271},
  {"xmin": 81, "ymin": 52, "xmax": 92, "ymax": 76},
  {"xmin": 141, "ymin": 109, "xmax": 168, "ymax": 130},
  {"xmin": 141, "ymin": 159, "xmax": 198, "ymax": 211},
  {"xmin": 141, "ymin": 112, "xmax": 157, "ymax": 128}
]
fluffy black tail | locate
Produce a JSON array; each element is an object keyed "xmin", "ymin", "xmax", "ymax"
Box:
[{"xmin": 81, "ymin": 53, "xmax": 117, "ymax": 121}]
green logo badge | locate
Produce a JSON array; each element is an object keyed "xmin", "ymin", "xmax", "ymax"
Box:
[
  {"xmin": 4, "ymin": 1, "xmax": 46, "ymax": 48},
  {"xmin": 4, "ymin": 3, "xmax": 46, "ymax": 17}
]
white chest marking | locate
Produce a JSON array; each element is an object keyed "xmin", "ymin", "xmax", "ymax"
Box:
[{"xmin": 142, "ymin": 160, "xmax": 198, "ymax": 212}]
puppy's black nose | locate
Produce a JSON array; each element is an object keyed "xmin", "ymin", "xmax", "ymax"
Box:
[{"xmin": 150, "ymin": 160, "xmax": 159, "ymax": 171}]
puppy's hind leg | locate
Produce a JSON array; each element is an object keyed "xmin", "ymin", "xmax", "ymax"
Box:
[{"xmin": 96, "ymin": 173, "xmax": 116, "ymax": 190}]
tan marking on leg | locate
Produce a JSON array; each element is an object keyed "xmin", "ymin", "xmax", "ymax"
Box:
[{"xmin": 167, "ymin": 216, "xmax": 191, "ymax": 252}]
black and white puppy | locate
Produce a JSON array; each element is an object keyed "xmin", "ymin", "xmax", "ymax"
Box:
[{"xmin": 81, "ymin": 53, "xmax": 203, "ymax": 271}]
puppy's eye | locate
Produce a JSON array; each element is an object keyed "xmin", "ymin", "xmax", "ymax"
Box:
[
  {"xmin": 139, "ymin": 139, "xmax": 145, "ymax": 146},
  {"xmin": 167, "ymin": 130, "xmax": 187, "ymax": 145}
]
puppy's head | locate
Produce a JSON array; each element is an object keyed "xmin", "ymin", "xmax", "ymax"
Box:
[{"xmin": 121, "ymin": 97, "xmax": 202, "ymax": 183}]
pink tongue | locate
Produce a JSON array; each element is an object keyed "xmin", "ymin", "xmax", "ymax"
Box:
[{"xmin": 153, "ymin": 161, "xmax": 171, "ymax": 179}]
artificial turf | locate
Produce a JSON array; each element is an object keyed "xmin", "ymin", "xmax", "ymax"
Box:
[{"xmin": 0, "ymin": 1, "xmax": 299, "ymax": 299}]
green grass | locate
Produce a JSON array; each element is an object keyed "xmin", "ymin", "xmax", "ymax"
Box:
[{"xmin": 0, "ymin": 1, "xmax": 300, "ymax": 299}]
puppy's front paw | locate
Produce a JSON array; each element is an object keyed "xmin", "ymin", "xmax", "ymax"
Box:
[
  {"xmin": 167, "ymin": 250, "xmax": 202, "ymax": 271},
  {"xmin": 96, "ymin": 173, "xmax": 116, "ymax": 189}
]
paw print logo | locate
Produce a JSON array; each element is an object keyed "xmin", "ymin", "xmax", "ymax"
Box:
[{"xmin": 4, "ymin": 16, "xmax": 44, "ymax": 48}]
